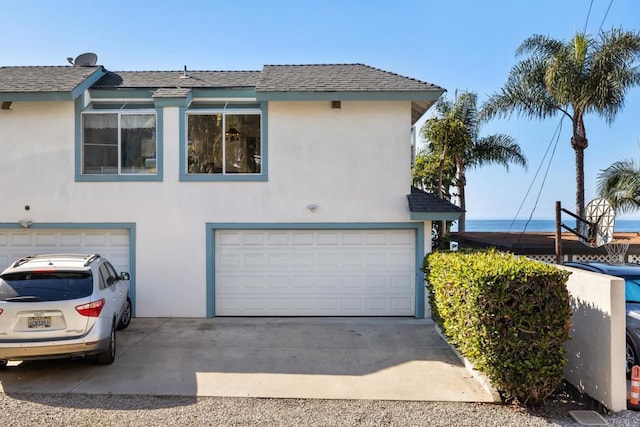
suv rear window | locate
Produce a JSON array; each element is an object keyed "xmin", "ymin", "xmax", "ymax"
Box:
[{"xmin": 0, "ymin": 271, "xmax": 93, "ymax": 302}]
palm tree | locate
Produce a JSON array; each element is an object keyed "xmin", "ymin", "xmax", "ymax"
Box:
[
  {"xmin": 597, "ymin": 159, "xmax": 640, "ymax": 214},
  {"xmin": 411, "ymin": 147, "xmax": 455, "ymax": 200},
  {"xmin": 482, "ymin": 29, "xmax": 640, "ymax": 219},
  {"xmin": 419, "ymin": 92, "xmax": 527, "ymax": 232},
  {"xmin": 421, "ymin": 93, "xmax": 471, "ymax": 202},
  {"xmin": 412, "ymin": 147, "xmax": 457, "ymax": 248}
]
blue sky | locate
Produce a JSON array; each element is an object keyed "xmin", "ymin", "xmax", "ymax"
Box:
[{"xmin": 2, "ymin": 0, "xmax": 639, "ymax": 219}]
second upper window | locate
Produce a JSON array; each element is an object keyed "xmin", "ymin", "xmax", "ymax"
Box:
[{"xmin": 187, "ymin": 111, "xmax": 261, "ymax": 175}]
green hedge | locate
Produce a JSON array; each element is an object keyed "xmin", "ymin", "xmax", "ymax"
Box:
[{"xmin": 425, "ymin": 250, "xmax": 572, "ymax": 406}]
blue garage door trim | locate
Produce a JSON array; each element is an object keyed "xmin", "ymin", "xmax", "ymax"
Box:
[{"xmin": 205, "ymin": 222, "xmax": 425, "ymax": 318}]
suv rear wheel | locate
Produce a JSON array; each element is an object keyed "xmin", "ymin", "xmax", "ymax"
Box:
[
  {"xmin": 96, "ymin": 324, "xmax": 116, "ymax": 365},
  {"xmin": 117, "ymin": 297, "xmax": 132, "ymax": 330}
]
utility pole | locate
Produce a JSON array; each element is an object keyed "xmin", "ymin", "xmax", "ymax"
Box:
[{"xmin": 555, "ymin": 201, "xmax": 563, "ymax": 264}]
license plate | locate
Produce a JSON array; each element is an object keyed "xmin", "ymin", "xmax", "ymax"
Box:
[{"xmin": 28, "ymin": 316, "xmax": 51, "ymax": 328}]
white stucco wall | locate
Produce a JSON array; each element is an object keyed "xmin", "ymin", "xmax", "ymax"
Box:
[
  {"xmin": 558, "ymin": 265, "xmax": 627, "ymax": 412},
  {"xmin": 266, "ymin": 101, "xmax": 412, "ymax": 221},
  {"xmin": 0, "ymin": 99, "xmax": 421, "ymax": 317}
]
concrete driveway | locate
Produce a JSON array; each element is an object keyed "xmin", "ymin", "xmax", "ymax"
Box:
[{"xmin": 0, "ymin": 317, "xmax": 496, "ymax": 402}]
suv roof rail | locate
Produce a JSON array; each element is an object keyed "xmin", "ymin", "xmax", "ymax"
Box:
[
  {"xmin": 84, "ymin": 254, "xmax": 101, "ymax": 266},
  {"xmin": 9, "ymin": 253, "xmax": 101, "ymax": 268},
  {"xmin": 11, "ymin": 255, "xmax": 36, "ymax": 268}
]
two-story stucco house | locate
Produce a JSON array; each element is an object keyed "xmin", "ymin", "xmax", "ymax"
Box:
[{"xmin": 0, "ymin": 59, "xmax": 462, "ymax": 318}]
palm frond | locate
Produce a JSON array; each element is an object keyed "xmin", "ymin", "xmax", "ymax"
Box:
[
  {"xmin": 470, "ymin": 135, "xmax": 528, "ymax": 171},
  {"xmin": 586, "ymin": 28, "xmax": 640, "ymax": 123},
  {"xmin": 596, "ymin": 159, "xmax": 640, "ymax": 214},
  {"xmin": 516, "ymin": 34, "xmax": 564, "ymax": 58}
]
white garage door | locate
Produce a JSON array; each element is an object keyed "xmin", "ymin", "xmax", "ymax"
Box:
[
  {"xmin": 215, "ymin": 229, "xmax": 416, "ymax": 316},
  {"xmin": 0, "ymin": 229, "xmax": 130, "ymax": 274}
]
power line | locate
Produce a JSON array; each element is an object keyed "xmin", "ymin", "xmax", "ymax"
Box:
[
  {"xmin": 598, "ymin": 0, "xmax": 614, "ymax": 33},
  {"xmin": 583, "ymin": 0, "xmax": 594, "ymax": 33},
  {"xmin": 516, "ymin": 118, "xmax": 564, "ymax": 244},
  {"xmin": 508, "ymin": 117, "xmax": 564, "ymax": 235}
]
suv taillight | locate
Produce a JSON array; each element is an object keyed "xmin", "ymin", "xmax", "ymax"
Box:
[{"xmin": 75, "ymin": 299, "xmax": 105, "ymax": 317}]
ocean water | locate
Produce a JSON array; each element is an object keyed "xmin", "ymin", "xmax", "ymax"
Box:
[{"xmin": 453, "ymin": 218, "xmax": 640, "ymax": 233}]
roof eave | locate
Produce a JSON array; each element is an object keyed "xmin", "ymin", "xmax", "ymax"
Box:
[
  {"xmin": 409, "ymin": 212, "xmax": 462, "ymax": 221},
  {"xmin": 255, "ymin": 89, "xmax": 444, "ymax": 102},
  {"xmin": 0, "ymin": 92, "xmax": 74, "ymax": 102}
]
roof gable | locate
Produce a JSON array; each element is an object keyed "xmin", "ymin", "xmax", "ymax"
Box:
[{"xmin": 0, "ymin": 66, "xmax": 105, "ymax": 101}]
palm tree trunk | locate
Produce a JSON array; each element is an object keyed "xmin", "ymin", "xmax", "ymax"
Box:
[
  {"xmin": 456, "ymin": 163, "xmax": 466, "ymax": 232},
  {"xmin": 571, "ymin": 116, "xmax": 588, "ymax": 219},
  {"xmin": 437, "ymin": 146, "xmax": 448, "ymax": 249},
  {"xmin": 574, "ymin": 146, "xmax": 585, "ymax": 220},
  {"xmin": 437, "ymin": 146, "xmax": 447, "ymax": 200}
]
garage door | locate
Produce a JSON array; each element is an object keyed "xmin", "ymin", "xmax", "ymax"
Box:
[
  {"xmin": 0, "ymin": 229, "xmax": 130, "ymax": 274},
  {"xmin": 215, "ymin": 229, "xmax": 416, "ymax": 316}
]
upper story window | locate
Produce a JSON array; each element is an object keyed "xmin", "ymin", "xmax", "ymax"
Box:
[
  {"xmin": 82, "ymin": 108, "xmax": 157, "ymax": 176},
  {"xmin": 186, "ymin": 110, "xmax": 261, "ymax": 175}
]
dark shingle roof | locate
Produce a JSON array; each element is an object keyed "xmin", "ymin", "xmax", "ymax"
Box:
[
  {"xmin": 0, "ymin": 64, "xmax": 444, "ymax": 120},
  {"xmin": 407, "ymin": 186, "xmax": 464, "ymax": 213},
  {"xmin": 0, "ymin": 64, "xmax": 442, "ymax": 94},
  {"xmin": 93, "ymin": 70, "xmax": 261, "ymax": 89},
  {"xmin": 256, "ymin": 64, "xmax": 443, "ymax": 93},
  {"xmin": 0, "ymin": 66, "xmax": 103, "ymax": 93},
  {"xmin": 152, "ymin": 88, "xmax": 193, "ymax": 98}
]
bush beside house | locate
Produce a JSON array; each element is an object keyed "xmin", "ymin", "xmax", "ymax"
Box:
[{"xmin": 425, "ymin": 250, "xmax": 572, "ymax": 406}]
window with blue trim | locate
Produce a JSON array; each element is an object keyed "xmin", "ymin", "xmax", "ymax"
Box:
[
  {"xmin": 187, "ymin": 109, "xmax": 261, "ymax": 175},
  {"xmin": 82, "ymin": 107, "xmax": 157, "ymax": 176}
]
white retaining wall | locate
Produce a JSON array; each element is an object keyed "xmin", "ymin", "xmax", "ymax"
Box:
[{"xmin": 558, "ymin": 265, "xmax": 627, "ymax": 412}]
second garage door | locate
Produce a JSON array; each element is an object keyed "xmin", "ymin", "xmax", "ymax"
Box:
[{"xmin": 215, "ymin": 229, "xmax": 416, "ymax": 316}]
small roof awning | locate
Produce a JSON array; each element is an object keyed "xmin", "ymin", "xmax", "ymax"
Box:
[{"xmin": 407, "ymin": 186, "xmax": 463, "ymax": 221}]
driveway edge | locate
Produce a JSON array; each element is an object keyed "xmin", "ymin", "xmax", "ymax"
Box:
[{"xmin": 434, "ymin": 324, "xmax": 502, "ymax": 402}]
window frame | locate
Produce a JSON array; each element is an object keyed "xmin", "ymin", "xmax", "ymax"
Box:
[
  {"xmin": 180, "ymin": 103, "xmax": 268, "ymax": 182},
  {"xmin": 75, "ymin": 97, "xmax": 163, "ymax": 182}
]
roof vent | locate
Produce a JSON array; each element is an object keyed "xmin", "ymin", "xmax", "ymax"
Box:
[
  {"xmin": 67, "ymin": 53, "xmax": 98, "ymax": 67},
  {"xmin": 180, "ymin": 65, "xmax": 190, "ymax": 79}
]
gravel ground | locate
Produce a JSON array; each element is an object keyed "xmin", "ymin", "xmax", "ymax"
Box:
[{"xmin": 0, "ymin": 392, "xmax": 639, "ymax": 426}]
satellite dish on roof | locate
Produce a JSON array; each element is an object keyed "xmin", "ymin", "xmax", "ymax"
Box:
[
  {"xmin": 70, "ymin": 52, "xmax": 98, "ymax": 67},
  {"xmin": 579, "ymin": 198, "xmax": 615, "ymax": 248}
]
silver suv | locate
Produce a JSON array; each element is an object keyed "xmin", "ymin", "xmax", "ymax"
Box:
[{"xmin": 0, "ymin": 254, "xmax": 131, "ymax": 367}]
